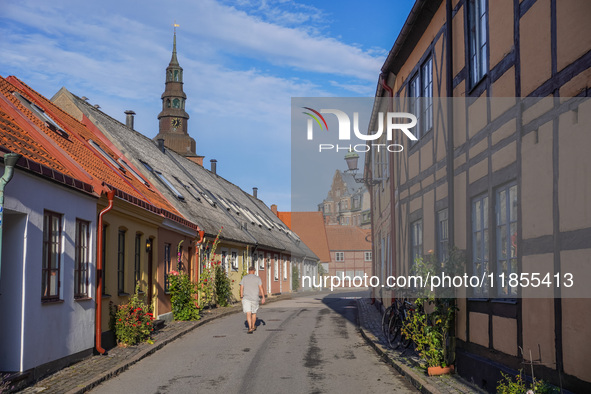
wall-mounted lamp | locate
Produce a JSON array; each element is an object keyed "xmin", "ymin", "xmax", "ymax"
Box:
[
  {"xmin": 344, "ymin": 151, "xmax": 382, "ymax": 185},
  {"xmin": 146, "ymin": 238, "xmax": 152, "ymax": 253}
]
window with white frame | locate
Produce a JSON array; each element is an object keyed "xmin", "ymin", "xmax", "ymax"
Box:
[
  {"xmin": 42, "ymin": 211, "xmax": 62, "ymax": 300},
  {"xmin": 221, "ymin": 250, "xmax": 228, "ymax": 272},
  {"xmin": 231, "ymin": 250, "xmax": 238, "ymax": 271},
  {"xmin": 364, "ymin": 251, "xmax": 372, "ymax": 261},
  {"xmin": 496, "ymin": 183, "xmax": 518, "ymax": 297},
  {"xmin": 468, "ymin": 0, "xmax": 488, "ymax": 86},
  {"xmin": 259, "ymin": 252, "xmax": 265, "ymax": 270},
  {"xmin": 335, "ymin": 252, "xmax": 344, "ymax": 262},
  {"xmin": 283, "ymin": 259, "xmax": 288, "ymax": 281},
  {"xmin": 274, "ymin": 255, "xmax": 279, "ymax": 281},
  {"xmin": 408, "ymin": 57, "xmax": 433, "ymax": 140},
  {"xmin": 74, "ymin": 219, "xmax": 90, "ymax": 298},
  {"xmin": 472, "ymin": 194, "xmax": 489, "ymax": 297},
  {"xmin": 410, "ymin": 220, "xmax": 423, "ymax": 266}
]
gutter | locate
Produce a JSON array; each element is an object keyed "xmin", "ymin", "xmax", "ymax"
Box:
[{"xmin": 95, "ymin": 189, "xmax": 115, "ymax": 355}]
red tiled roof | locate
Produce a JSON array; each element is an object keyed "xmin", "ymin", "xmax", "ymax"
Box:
[
  {"xmin": 277, "ymin": 212, "xmax": 291, "ymax": 229},
  {"xmin": 278, "ymin": 211, "xmax": 331, "ymax": 262},
  {"xmin": 0, "ymin": 106, "xmax": 74, "ymax": 177},
  {"xmin": 325, "ymin": 225, "xmax": 371, "ymax": 251},
  {"xmin": 0, "ymin": 76, "xmax": 203, "ymax": 232},
  {"xmin": 0, "ymin": 75, "xmax": 189, "ymax": 225}
]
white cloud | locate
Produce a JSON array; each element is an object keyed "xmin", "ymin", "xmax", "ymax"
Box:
[{"xmin": 0, "ymin": 0, "xmax": 390, "ymax": 210}]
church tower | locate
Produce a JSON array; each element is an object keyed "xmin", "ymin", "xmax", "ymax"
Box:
[{"xmin": 154, "ymin": 28, "xmax": 197, "ymax": 158}]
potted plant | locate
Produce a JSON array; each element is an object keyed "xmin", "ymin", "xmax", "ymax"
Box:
[{"xmin": 403, "ymin": 250, "xmax": 463, "ymax": 376}]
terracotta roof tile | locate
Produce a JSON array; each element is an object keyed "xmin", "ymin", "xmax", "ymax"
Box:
[
  {"xmin": 278, "ymin": 211, "xmax": 331, "ymax": 262},
  {"xmin": 325, "ymin": 225, "xmax": 372, "ymax": 251},
  {"xmin": 1, "ymin": 76, "xmax": 184, "ymax": 219},
  {"xmin": 0, "ymin": 107, "xmax": 73, "ymax": 176}
]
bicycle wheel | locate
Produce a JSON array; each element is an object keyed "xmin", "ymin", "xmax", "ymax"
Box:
[
  {"xmin": 386, "ymin": 312, "xmax": 402, "ymax": 348},
  {"xmin": 381, "ymin": 305, "xmax": 394, "ymax": 336}
]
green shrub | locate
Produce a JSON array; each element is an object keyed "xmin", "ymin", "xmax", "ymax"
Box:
[
  {"xmin": 496, "ymin": 370, "xmax": 558, "ymax": 394},
  {"xmin": 214, "ymin": 263, "xmax": 232, "ymax": 307},
  {"xmin": 168, "ymin": 270, "xmax": 200, "ymax": 321}
]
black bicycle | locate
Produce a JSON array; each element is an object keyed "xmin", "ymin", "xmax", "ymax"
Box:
[{"xmin": 386, "ymin": 298, "xmax": 415, "ymax": 348}]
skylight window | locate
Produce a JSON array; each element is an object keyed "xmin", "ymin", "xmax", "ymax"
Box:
[
  {"xmin": 174, "ymin": 176, "xmax": 201, "ymax": 202},
  {"xmin": 155, "ymin": 171, "xmax": 184, "ymax": 201},
  {"xmin": 13, "ymin": 92, "xmax": 68, "ymax": 138},
  {"xmin": 140, "ymin": 160, "xmax": 153, "ymax": 172},
  {"xmin": 88, "ymin": 139, "xmax": 125, "ymax": 172},
  {"xmin": 118, "ymin": 158, "xmax": 149, "ymax": 186},
  {"xmin": 189, "ymin": 183, "xmax": 216, "ymax": 207},
  {"xmin": 216, "ymin": 196, "xmax": 232, "ymax": 211}
]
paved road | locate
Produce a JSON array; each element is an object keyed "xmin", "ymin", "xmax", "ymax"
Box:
[{"xmin": 90, "ymin": 291, "xmax": 417, "ymax": 394}]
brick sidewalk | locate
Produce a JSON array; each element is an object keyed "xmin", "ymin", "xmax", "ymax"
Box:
[
  {"xmin": 17, "ymin": 294, "xmax": 293, "ymax": 394},
  {"xmin": 356, "ymin": 298, "xmax": 484, "ymax": 394}
]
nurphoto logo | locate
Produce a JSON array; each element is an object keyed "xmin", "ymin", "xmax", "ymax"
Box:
[{"xmin": 303, "ymin": 107, "xmax": 418, "ymax": 153}]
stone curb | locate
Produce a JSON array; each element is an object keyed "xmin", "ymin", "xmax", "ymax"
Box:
[
  {"xmin": 357, "ymin": 325, "xmax": 442, "ymax": 394},
  {"xmin": 64, "ymin": 295, "xmax": 292, "ymax": 394},
  {"xmin": 356, "ymin": 299, "xmax": 483, "ymax": 394}
]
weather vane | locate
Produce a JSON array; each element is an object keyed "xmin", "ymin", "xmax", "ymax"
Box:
[{"xmin": 173, "ymin": 21, "xmax": 180, "ymax": 34}]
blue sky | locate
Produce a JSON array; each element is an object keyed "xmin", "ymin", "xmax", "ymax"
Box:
[{"xmin": 0, "ymin": 0, "xmax": 414, "ymax": 211}]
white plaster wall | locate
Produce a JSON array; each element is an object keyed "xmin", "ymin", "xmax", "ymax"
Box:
[{"xmin": 0, "ymin": 169, "xmax": 97, "ymax": 372}]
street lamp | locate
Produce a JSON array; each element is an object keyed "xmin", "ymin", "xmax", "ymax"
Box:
[{"xmin": 343, "ymin": 151, "xmax": 382, "ymax": 185}]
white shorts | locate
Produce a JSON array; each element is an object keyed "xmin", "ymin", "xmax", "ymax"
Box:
[{"xmin": 242, "ymin": 299, "xmax": 260, "ymax": 314}]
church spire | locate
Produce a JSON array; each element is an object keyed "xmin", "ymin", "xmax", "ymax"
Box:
[
  {"xmin": 170, "ymin": 23, "xmax": 179, "ymax": 67},
  {"xmin": 154, "ymin": 25, "xmax": 197, "ymax": 158}
]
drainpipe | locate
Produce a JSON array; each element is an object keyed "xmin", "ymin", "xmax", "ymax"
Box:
[
  {"xmin": 95, "ymin": 189, "xmax": 115, "ymax": 355},
  {"xmin": 0, "ymin": 153, "xmax": 21, "ymax": 288}
]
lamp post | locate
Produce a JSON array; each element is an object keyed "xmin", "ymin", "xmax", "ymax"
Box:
[{"xmin": 0, "ymin": 153, "xmax": 22, "ymax": 290}]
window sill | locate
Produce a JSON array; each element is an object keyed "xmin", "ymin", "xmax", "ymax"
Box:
[
  {"xmin": 118, "ymin": 292, "xmax": 130, "ymax": 297},
  {"xmin": 42, "ymin": 298, "xmax": 64, "ymax": 305},
  {"xmin": 491, "ymin": 298, "xmax": 518, "ymax": 304},
  {"xmin": 102, "ymin": 293, "xmax": 112, "ymax": 299},
  {"xmin": 75, "ymin": 296, "xmax": 92, "ymax": 302}
]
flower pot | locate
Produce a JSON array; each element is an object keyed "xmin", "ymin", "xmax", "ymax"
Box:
[{"xmin": 427, "ymin": 365, "xmax": 454, "ymax": 376}]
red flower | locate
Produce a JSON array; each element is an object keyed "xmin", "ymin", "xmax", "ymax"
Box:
[{"xmin": 118, "ymin": 319, "xmax": 122, "ymax": 321}]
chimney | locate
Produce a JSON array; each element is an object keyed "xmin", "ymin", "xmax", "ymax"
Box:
[
  {"xmin": 157, "ymin": 138, "xmax": 165, "ymax": 153},
  {"xmin": 124, "ymin": 110, "xmax": 136, "ymax": 130},
  {"xmin": 253, "ymin": 187, "xmax": 258, "ymax": 198},
  {"xmin": 271, "ymin": 204, "xmax": 277, "ymax": 215},
  {"xmin": 210, "ymin": 159, "xmax": 217, "ymax": 174}
]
